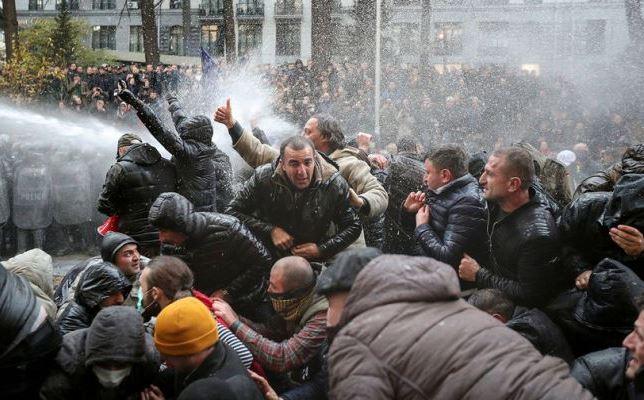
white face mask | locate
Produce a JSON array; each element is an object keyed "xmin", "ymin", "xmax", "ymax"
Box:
[{"xmin": 92, "ymin": 365, "xmax": 132, "ymax": 388}]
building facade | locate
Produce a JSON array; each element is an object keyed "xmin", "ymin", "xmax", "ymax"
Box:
[{"xmin": 13, "ymin": 0, "xmax": 630, "ymax": 74}]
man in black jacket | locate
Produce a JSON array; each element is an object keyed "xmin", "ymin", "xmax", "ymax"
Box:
[
  {"xmin": 116, "ymin": 81, "xmax": 218, "ymax": 212},
  {"xmin": 148, "ymin": 192, "xmax": 272, "ymax": 319},
  {"xmin": 97, "ymin": 133, "xmax": 176, "ymax": 257},
  {"xmin": 227, "ymin": 136, "xmax": 361, "ymax": 262},
  {"xmin": 402, "ymin": 145, "xmax": 487, "ymax": 286},
  {"xmin": 458, "ymin": 147, "xmax": 567, "ymax": 307}
]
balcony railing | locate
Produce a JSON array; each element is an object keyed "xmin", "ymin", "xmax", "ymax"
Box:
[
  {"xmin": 274, "ymin": 0, "xmax": 302, "ymax": 16},
  {"xmin": 237, "ymin": 1, "xmax": 264, "ymax": 16},
  {"xmin": 200, "ymin": 0, "xmax": 224, "ymax": 16}
]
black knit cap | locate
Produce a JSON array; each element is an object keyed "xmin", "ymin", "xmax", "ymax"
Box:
[{"xmin": 316, "ymin": 247, "xmax": 382, "ymax": 295}]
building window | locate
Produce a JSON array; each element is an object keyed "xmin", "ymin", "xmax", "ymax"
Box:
[
  {"xmin": 169, "ymin": 26, "xmax": 184, "ymax": 55},
  {"xmin": 93, "ymin": 0, "xmax": 116, "ymax": 9},
  {"xmin": 201, "ymin": 0, "xmax": 224, "ymax": 14},
  {"xmin": 275, "ymin": 0, "xmax": 302, "ymax": 16},
  {"xmin": 201, "ymin": 24, "xmax": 224, "ymax": 56},
  {"xmin": 130, "ymin": 26, "xmax": 144, "ymax": 52},
  {"xmin": 478, "ymin": 21, "xmax": 510, "ymax": 56},
  {"xmin": 276, "ymin": 23, "xmax": 300, "ymax": 56},
  {"xmin": 170, "ymin": 0, "xmax": 182, "ymax": 9},
  {"xmin": 28, "ymin": 0, "xmax": 44, "ymax": 10},
  {"xmin": 585, "ymin": 19, "xmax": 606, "ymax": 55},
  {"xmin": 238, "ymin": 24, "xmax": 262, "ymax": 55},
  {"xmin": 237, "ymin": 0, "xmax": 264, "ymax": 15},
  {"xmin": 92, "ymin": 26, "xmax": 116, "ymax": 50},
  {"xmin": 434, "ymin": 22, "xmax": 463, "ymax": 56},
  {"xmin": 393, "ymin": 23, "xmax": 419, "ymax": 55},
  {"xmin": 55, "ymin": 0, "xmax": 80, "ymax": 10}
]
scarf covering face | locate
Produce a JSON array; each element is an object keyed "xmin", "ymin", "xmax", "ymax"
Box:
[{"xmin": 270, "ymin": 284, "xmax": 316, "ymax": 323}]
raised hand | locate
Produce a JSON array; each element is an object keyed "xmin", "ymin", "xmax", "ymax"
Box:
[{"xmin": 214, "ymin": 97, "xmax": 235, "ymax": 129}]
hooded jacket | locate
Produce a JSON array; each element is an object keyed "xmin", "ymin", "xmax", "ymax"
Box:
[
  {"xmin": 329, "ymin": 254, "xmax": 595, "ymax": 400},
  {"xmin": 475, "ymin": 188, "xmax": 567, "ymax": 307},
  {"xmin": 575, "ymin": 144, "xmax": 644, "ymax": 198},
  {"xmin": 226, "ymin": 153, "xmax": 362, "ymax": 260},
  {"xmin": 97, "ymin": 143, "xmax": 176, "ymax": 249},
  {"xmin": 56, "ymin": 262, "xmax": 132, "ymax": 336},
  {"xmin": 149, "ymin": 192, "xmax": 272, "ymax": 301},
  {"xmin": 121, "ymin": 90, "xmax": 218, "ymax": 211},
  {"xmin": 55, "ymin": 232, "xmax": 142, "ymax": 308},
  {"xmin": 41, "ymin": 306, "xmax": 160, "ymax": 400},
  {"xmin": 2, "ymin": 248, "xmax": 57, "ymax": 320}
]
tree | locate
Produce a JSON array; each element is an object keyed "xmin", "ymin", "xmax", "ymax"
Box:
[
  {"xmin": 311, "ymin": 0, "xmax": 333, "ymax": 68},
  {"xmin": 52, "ymin": 0, "xmax": 76, "ymax": 65},
  {"xmin": 223, "ymin": 0, "xmax": 235, "ymax": 61},
  {"xmin": 2, "ymin": 0, "xmax": 18, "ymax": 60},
  {"xmin": 181, "ymin": 0, "xmax": 191, "ymax": 55},
  {"xmin": 419, "ymin": 0, "xmax": 432, "ymax": 75},
  {"xmin": 140, "ymin": 0, "xmax": 160, "ymax": 64}
]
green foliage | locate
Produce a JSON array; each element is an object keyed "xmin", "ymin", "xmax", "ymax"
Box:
[{"xmin": 0, "ymin": 12, "xmax": 112, "ymax": 101}]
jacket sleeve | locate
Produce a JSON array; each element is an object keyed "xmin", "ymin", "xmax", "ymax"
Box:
[
  {"xmin": 230, "ymin": 123, "xmax": 279, "ymax": 168},
  {"xmin": 230, "ymin": 312, "xmax": 327, "ymax": 373},
  {"xmin": 226, "ymin": 171, "xmax": 276, "ymax": 243},
  {"xmin": 414, "ymin": 198, "xmax": 486, "ymax": 267},
  {"xmin": 120, "ymin": 90, "xmax": 186, "ymax": 156},
  {"xmin": 225, "ymin": 224, "xmax": 272, "ymax": 301},
  {"xmin": 344, "ymin": 158, "xmax": 389, "ymax": 219},
  {"xmin": 96, "ymin": 163, "xmax": 124, "ymax": 216},
  {"xmin": 329, "ymin": 334, "xmax": 395, "ymax": 400},
  {"xmin": 574, "ymin": 164, "xmax": 619, "ymax": 198},
  {"xmin": 476, "ymin": 235, "xmax": 560, "ymax": 307},
  {"xmin": 318, "ymin": 186, "xmax": 362, "ymax": 259}
]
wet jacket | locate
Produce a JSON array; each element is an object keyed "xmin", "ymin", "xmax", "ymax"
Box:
[
  {"xmin": 54, "ymin": 232, "xmax": 142, "ymax": 308},
  {"xmin": 149, "ymin": 192, "xmax": 272, "ymax": 301},
  {"xmin": 575, "ymin": 144, "xmax": 644, "ymax": 198},
  {"xmin": 560, "ymin": 175, "xmax": 644, "ymax": 278},
  {"xmin": 2, "ymin": 248, "xmax": 57, "ymax": 320},
  {"xmin": 571, "ymin": 347, "xmax": 629, "ymax": 400},
  {"xmin": 97, "ymin": 143, "xmax": 176, "ymax": 249},
  {"xmin": 158, "ymin": 342, "xmax": 263, "ymax": 400},
  {"xmin": 56, "ymin": 262, "xmax": 132, "ymax": 336},
  {"xmin": 405, "ymin": 174, "xmax": 488, "ymax": 271},
  {"xmin": 507, "ymin": 306, "xmax": 574, "ymax": 363},
  {"xmin": 229, "ymin": 124, "xmax": 389, "ymax": 219},
  {"xmin": 475, "ymin": 189, "xmax": 567, "ymax": 307},
  {"xmin": 0, "ymin": 266, "xmax": 41, "ymax": 361},
  {"xmin": 41, "ymin": 306, "xmax": 160, "ymax": 400},
  {"xmin": 227, "ymin": 154, "xmax": 361, "ymax": 260},
  {"xmin": 383, "ymin": 151, "xmax": 424, "ymax": 255},
  {"xmin": 212, "ymin": 147, "xmax": 234, "ymax": 212},
  {"xmin": 329, "ymin": 255, "xmax": 594, "ymax": 400},
  {"xmin": 121, "ymin": 90, "xmax": 218, "ymax": 211}
]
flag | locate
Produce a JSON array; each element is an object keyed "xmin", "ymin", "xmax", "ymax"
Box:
[{"xmin": 200, "ymin": 46, "xmax": 217, "ymax": 78}]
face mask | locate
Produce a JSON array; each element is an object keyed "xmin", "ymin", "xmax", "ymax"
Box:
[
  {"xmin": 160, "ymin": 243, "xmax": 191, "ymax": 262},
  {"xmin": 269, "ymin": 286, "xmax": 315, "ymax": 322},
  {"xmin": 138, "ymin": 287, "xmax": 161, "ymax": 321},
  {"xmin": 92, "ymin": 365, "xmax": 132, "ymax": 388}
]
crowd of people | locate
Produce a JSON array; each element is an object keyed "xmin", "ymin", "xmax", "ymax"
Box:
[{"xmin": 0, "ymin": 56, "xmax": 643, "ymax": 399}]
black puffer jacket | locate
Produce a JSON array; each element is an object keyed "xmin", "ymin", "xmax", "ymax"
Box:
[
  {"xmin": 383, "ymin": 152, "xmax": 424, "ymax": 255},
  {"xmin": 120, "ymin": 90, "xmax": 217, "ymax": 211},
  {"xmin": 212, "ymin": 147, "xmax": 234, "ymax": 213},
  {"xmin": 149, "ymin": 192, "xmax": 272, "ymax": 301},
  {"xmin": 56, "ymin": 262, "xmax": 132, "ymax": 335},
  {"xmin": 476, "ymin": 189, "xmax": 568, "ymax": 307},
  {"xmin": 571, "ymin": 347, "xmax": 629, "ymax": 400},
  {"xmin": 0, "ymin": 266, "xmax": 40, "ymax": 359},
  {"xmin": 41, "ymin": 306, "xmax": 160, "ymax": 400},
  {"xmin": 227, "ymin": 154, "xmax": 361, "ymax": 260},
  {"xmin": 97, "ymin": 143, "xmax": 176, "ymax": 248},
  {"xmin": 409, "ymin": 174, "xmax": 488, "ymax": 270},
  {"xmin": 575, "ymin": 144, "xmax": 644, "ymax": 197},
  {"xmin": 561, "ymin": 175, "xmax": 644, "ymax": 278},
  {"xmin": 507, "ymin": 306, "xmax": 573, "ymax": 363}
]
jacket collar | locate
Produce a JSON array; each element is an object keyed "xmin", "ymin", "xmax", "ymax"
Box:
[
  {"xmin": 180, "ymin": 342, "xmax": 225, "ymax": 389},
  {"xmin": 428, "ymin": 174, "xmax": 475, "ymax": 196}
]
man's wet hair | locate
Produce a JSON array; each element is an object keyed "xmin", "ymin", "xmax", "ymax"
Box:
[
  {"xmin": 425, "ymin": 144, "xmax": 468, "ymax": 179},
  {"xmin": 468, "ymin": 289, "xmax": 515, "ymax": 321},
  {"xmin": 312, "ymin": 113, "xmax": 345, "ymax": 152},
  {"xmin": 280, "ymin": 136, "xmax": 316, "ymax": 158},
  {"xmin": 493, "ymin": 147, "xmax": 535, "ymax": 190}
]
